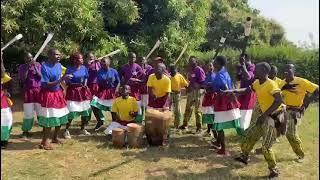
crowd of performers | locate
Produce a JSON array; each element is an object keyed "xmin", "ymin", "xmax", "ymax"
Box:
[{"xmin": 1, "ymin": 49, "xmax": 319, "ymax": 178}]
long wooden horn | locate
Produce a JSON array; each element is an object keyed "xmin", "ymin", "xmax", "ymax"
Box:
[
  {"xmin": 98, "ymin": 49, "xmax": 121, "ymax": 59},
  {"xmin": 33, "ymin": 33, "xmax": 54, "ymax": 61},
  {"xmin": 174, "ymin": 43, "xmax": 188, "ymax": 65},
  {"xmin": 145, "ymin": 40, "xmax": 161, "ymax": 60},
  {"xmin": 1, "ymin": 34, "xmax": 23, "ymax": 51}
]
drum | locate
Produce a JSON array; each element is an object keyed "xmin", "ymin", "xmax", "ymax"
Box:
[
  {"xmin": 145, "ymin": 109, "xmax": 172, "ymax": 146},
  {"xmin": 112, "ymin": 128, "xmax": 126, "ymax": 148},
  {"xmin": 127, "ymin": 123, "xmax": 144, "ymax": 148}
]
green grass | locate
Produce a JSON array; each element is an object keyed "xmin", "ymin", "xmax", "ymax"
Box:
[{"xmin": 1, "ymin": 97, "xmax": 319, "ymax": 179}]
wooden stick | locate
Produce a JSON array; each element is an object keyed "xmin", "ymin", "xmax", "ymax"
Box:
[
  {"xmin": 33, "ymin": 33, "xmax": 54, "ymax": 61},
  {"xmin": 145, "ymin": 40, "xmax": 161, "ymax": 60},
  {"xmin": 1, "ymin": 34, "xmax": 23, "ymax": 51},
  {"xmin": 98, "ymin": 49, "xmax": 121, "ymax": 59},
  {"xmin": 174, "ymin": 43, "xmax": 188, "ymax": 65}
]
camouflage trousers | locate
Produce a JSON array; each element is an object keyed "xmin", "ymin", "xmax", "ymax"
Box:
[
  {"xmin": 241, "ymin": 113, "xmax": 284, "ymax": 169},
  {"xmin": 183, "ymin": 89, "xmax": 202, "ymax": 129},
  {"xmin": 285, "ymin": 108, "xmax": 304, "ymax": 158},
  {"xmin": 171, "ymin": 92, "xmax": 182, "ymax": 128}
]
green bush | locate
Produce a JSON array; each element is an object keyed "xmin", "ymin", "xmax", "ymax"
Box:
[{"xmin": 191, "ymin": 45, "xmax": 319, "ymax": 84}]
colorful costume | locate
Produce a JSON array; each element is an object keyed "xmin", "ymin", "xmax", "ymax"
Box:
[
  {"xmin": 90, "ymin": 67, "xmax": 120, "ymax": 120},
  {"xmin": 236, "ymin": 64, "xmax": 256, "ymax": 133},
  {"xmin": 212, "ymin": 68, "xmax": 241, "ymax": 130},
  {"xmin": 86, "ymin": 60, "xmax": 101, "ymax": 96},
  {"xmin": 38, "ymin": 62, "xmax": 69, "ymax": 127},
  {"xmin": 170, "ymin": 73, "xmax": 189, "ymax": 128},
  {"xmin": 183, "ymin": 66, "xmax": 206, "ymax": 129},
  {"xmin": 1, "ymin": 73, "xmax": 13, "ymax": 142},
  {"xmin": 147, "ymin": 74, "xmax": 171, "ymax": 110},
  {"xmin": 241, "ymin": 78, "xmax": 285, "ymax": 171},
  {"xmin": 104, "ymin": 96, "xmax": 139, "ymax": 134},
  {"xmin": 18, "ymin": 63, "xmax": 42, "ymax": 132},
  {"xmin": 279, "ymin": 77, "xmax": 319, "ymax": 159},
  {"xmin": 201, "ymin": 72, "xmax": 216, "ymax": 125},
  {"xmin": 65, "ymin": 65, "xmax": 92, "ymax": 120}
]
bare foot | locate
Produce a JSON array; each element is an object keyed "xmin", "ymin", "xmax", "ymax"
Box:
[
  {"xmin": 39, "ymin": 143, "xmax": 53, "ymax": 150},
  {"xmin": 52, "ymin": 138, "xmax": 63, "ymax": 144}
]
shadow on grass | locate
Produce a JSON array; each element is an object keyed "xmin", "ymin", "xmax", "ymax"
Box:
[
  {"xmin": 4, "ymin": 140, "xmax": 40, "ymax": 151},
  {"xmin": 144, "ymin": 166, "xmax": 267, "ymax": 180},
  {"xmin": 116, "ymin": 134, "xmax": 263, "ymax": 179},
  {"xmin": 88, "ymin": 158, "xmax": 135, "ymax": 177}
]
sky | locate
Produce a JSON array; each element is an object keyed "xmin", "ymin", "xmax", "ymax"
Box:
[{"xmin": 248, "ymin": 0, "xmax": 319, "ymax": 46}]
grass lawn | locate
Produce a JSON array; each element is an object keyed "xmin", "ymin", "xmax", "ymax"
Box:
[{"xmin": 1, "ymin": 97, "xmax": 319, "ymax": 180}]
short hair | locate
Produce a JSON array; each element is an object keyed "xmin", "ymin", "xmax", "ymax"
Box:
[
  {"xmin": 85, "ymin": 52, "xmax": 94, "ymax": 58},
  {"xmin": 128, "ymin": 52, "xmax": 136, "ymax": 58},
  {"xmin": 157, "ymin": 63, "xmax": 166, "ymax": 71},
  {"xmin": 256, "ymin": 62, "xmax": 271, "ymax": 73},
  {"xmin": 120, "ymin": 84, "xmax": 130, "ymax": 90},
  {"xmin": 48, "ymin": 48, "xmax": 58, "ymax": 56},
  {"xmin": 70, "ymin": 52, "xmax": 83, "ymax": 62},
  {"xmin": 271, "ymin": 65, "xmax": 278, "ymax": 72},
  {"xmin": 215, "ymin": 56, "xmax": 227, "ymax": 66},
  {"xmin": 240, "ymin": 53, "xmax": 251, "ymax": 61},
  {"xmin": 189, "ymin": 56, "xmax": 197, "ymax": 61}
]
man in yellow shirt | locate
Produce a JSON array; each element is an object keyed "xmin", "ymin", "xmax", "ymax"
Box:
[
  {"xmin": 269, "ymin": 65, "xmax": 283, "ymax": 86},
  {"xmin": 169, "ymin": 64, "xmax": 189, "ymax": 128},
  {"xmin": 147, "ymin": 63, "xmax": 171, "ymax": 111},
  {"xmin": 104, "ymin": 85, "xmax": 139, "ymax": 135},
  {"xmin": 279, "ymin": 64, "xmax": 319, "ymax": 162},
  {"xmin": 225, "ymin": 62, "xmax": 285, "ymax": 178}
]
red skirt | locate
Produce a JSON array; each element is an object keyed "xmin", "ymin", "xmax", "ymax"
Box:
[
  {"xmin": 214, "ymin": 93, "xmax": 240, "ymax": 112},
  {"xmin": 39, "ymin": 89, "xmax": 66, "ymax": 108},
  {"xmin": 97, "ymin": 87, "xmax": 116, "ymax": 100},
  {"xmin": 1, "ymin": 90, "xmax": 9, "ymax": 108},
  {"xmin": 129, "ymin": 84, "xmax": 141, "ymax": 101},
  {"xmin": 24, "ymin": 87, "xmax": 41, "ymax": 103},
  {"xmin": 66, "ymin": 84, "xmax": 92, "ymax": 101},
  {"xmin": 88, "ymin": 83, "xmax": 99, "ymax": 97},
  {"xmin": 202, "ymin": 92, "xmax": 215, "ymax": 107},
  {"xmin": 237, "ymin": 91, "xmax": 256, "ymax": 110},
  {"xmin": 140, "ymin": 84, "xmax": 148, "ymax": 95},
  {"xmin": 148, "ymin": 95, "xmax": 170, "ymax": 109}
]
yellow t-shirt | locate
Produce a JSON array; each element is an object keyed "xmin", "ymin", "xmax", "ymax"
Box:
[
  {"xmin": 1, "ymin": 73, "xmax": 12, "ymax": 84},
  {"xmin": 252, "ymin": 78, "xmax": 283, "ymax": 113},
  {"xmin": 111, "ymin": 96, "xmax": 139, "ymax": 122},
  {"xmin": 272, "ymin": 77, "xmax": 284, "ymax": 87},
  {"xmin": 147, "ymin": 74, "xmax": 171, "ymax": 97},
  {"xmin": 279, "ymin": 77, "xmax": 318, "ymax": 107},
  {"xmin": 170, "ymin": 73, "xmax": 189, "ymax": 92}
]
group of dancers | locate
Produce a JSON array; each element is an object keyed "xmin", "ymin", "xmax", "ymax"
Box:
[{"xmin": 1, "ymin": 48, "xmax": 319, "ymax": 178}]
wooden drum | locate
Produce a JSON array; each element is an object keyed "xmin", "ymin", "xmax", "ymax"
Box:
[
  {"xmin": 145, "ymin": 109, "xmax": 172, "ymax": 146},
  {"xmin": 127, "ymin": 123, "xmax": 144, "ymax": 148},
  {"xmin": 112, "ymin": 128, "xmax": 126, "ymax": 148}
]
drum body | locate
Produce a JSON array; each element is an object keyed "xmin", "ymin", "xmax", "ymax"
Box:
[
  {"xmin": 127, "ymin": 123, "xmax": 144, "ymax": 148},
  {"xmin": 145, "ymin": 109, "xmax": 172, "ymax": 146},
  {"xmin": 112, "ymin": 128, "xmax": 125, "ymax": 148}
]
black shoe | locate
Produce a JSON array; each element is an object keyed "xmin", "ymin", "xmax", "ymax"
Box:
[
  {"xmin": 1, "ymin": 141, "xmax": 8, "ymax": 149},
  {"xmin": 94, "ymin": 121, "xmax": 104, "ymax": 131},
  {"xmin": 234, "ymin": 155, "xmax": 249, "ymax": 165},
  {"xmin": 268, "ymin": 168, "xmax": 279, "ymax": 178}
]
